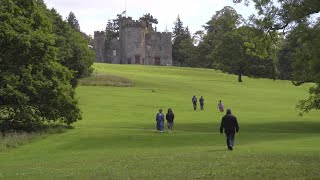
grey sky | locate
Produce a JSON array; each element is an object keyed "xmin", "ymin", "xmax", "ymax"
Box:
[{"xmin": 44, "ymin": 0, "xmax": 257, "ymax": 36}]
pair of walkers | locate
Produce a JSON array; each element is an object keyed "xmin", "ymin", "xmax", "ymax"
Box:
[
  {"xmin": 156, "ymin": 108, "xmax": 174, "ymax": 133},
  {"xmin": 192, "ymin": 95, "xmax": 204, "ymax": 110}
]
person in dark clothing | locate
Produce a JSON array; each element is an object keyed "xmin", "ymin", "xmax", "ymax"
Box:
[
  {"xmin": 199, "ymin": 96, "xmax": 204, "ymax": 110},
  {"xmin": 220, "ymin": 109, "xmax": 239, "ymax": 150},
  {"xmin": 166, "ymin": 108, "xmax": 175, "ymax": 133},
  {"xmin": 192, "ymin": 95, "xmax": 197, "ymax": 110}
]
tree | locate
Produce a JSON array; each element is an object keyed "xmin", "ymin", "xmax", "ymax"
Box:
[
  {"xmin": 139, "ymin": 13, "xmax": 158, "ymax": 29},
  {"xmin": 234, "ymin": 0, "xmax": 320, "ymax": 114},
  {"xmin": 105, "ymin": 19, "xmax": 119, "ymax": 42},
  {"xmin": 50, "ymin": 9, "xmax": 94, "ymax": 86},
  {"xmin": 67, "ymin": 11, "xmax": 80, "ymax": 32},
  {"xmin": 212, "ymin": 26, "xmax": 277, "ymax": 82},
  {"xmin": 172, "ymin": 15, "xmax": 185, "ymax": 38},
  {"xmin": 172, "ymin": 15, "xmax": 193, "ymax": 66},
  {"xmin": 0, "ymin": 0, "xmax": 93, "ymax": 132},
  {"xmin": 199, "ymin": 6, "xmax": 244, "ymax": 67}
]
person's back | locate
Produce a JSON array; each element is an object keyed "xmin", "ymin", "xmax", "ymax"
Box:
[
  {"xmin": 156, "ymin": 112, "xmax": 164, "ymax": 122},
  {"xmin": 166, "ymin": 112, "xmax": 174, "ymax": 123},
  {"xmin": 192, "ymin": 96, "xmax": 197, "ymax": 103},
  {"xmin": 218, "ymin": 100, "xmax": 224, "ymax": 112},
  {"xmin": 220, "ymin": 109, "xmax": 239, "ymax": 150},
  {"xmin": 156, "ymin": 109, "xmax": 164, "ymax": 132},
  {"xmin": 166, "ymin": 108, "xmax": 175, "ymax": 133},
  {"xmin": 220, "ymin": 114, "xmax": 239, "ymax": 133},
  {"xmin": 199, "ymin": 96, "xmax": 204, "ymax": 110},
  {"xmin": 192, "ymin": 95, "xmax": 197, "ymax": 110}
]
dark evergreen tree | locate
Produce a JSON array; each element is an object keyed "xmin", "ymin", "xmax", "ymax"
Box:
[{"xmin": 67, "ymin": 11, "xmax": 80, "ymax": 32}]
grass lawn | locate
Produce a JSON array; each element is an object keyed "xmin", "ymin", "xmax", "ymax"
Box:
[{"xmin": 0, "ymin": 63, "xmax": 319, "ymax": 179}]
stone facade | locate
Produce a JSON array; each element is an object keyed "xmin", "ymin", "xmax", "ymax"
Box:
[{"xmin": 93, "ymin": 17, "xmax": 172, "ymax": 66}]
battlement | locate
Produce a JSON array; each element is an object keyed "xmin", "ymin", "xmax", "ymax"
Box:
[
  {"xmin": 157, "ymin": 32, "xmax": 172, "ymax": 35},
  {"xmin": 94, "ymin": 31, "xmax": 106, "ymax": 37},
  {"xmin": 121, "ymin": 20, "xmax": 146, "ymax": 28}
]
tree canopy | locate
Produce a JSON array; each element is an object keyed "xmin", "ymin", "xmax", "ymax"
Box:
[
  {"xmin": 233, "ymin": 0, "xmax": 320, "ymax": 114},
  {"xmin": 0, "ymin": 0, "xmax": 94, "ymax": 132}
]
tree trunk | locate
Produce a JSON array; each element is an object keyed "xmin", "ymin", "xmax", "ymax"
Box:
[{"xmin": 238, "ymin": 73, "xmax": 242, "ymax": 82}]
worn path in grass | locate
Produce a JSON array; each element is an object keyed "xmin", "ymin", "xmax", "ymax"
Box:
[{"xmin": 0, "ymin": 63, "xmax": 319, "ymax": 179}]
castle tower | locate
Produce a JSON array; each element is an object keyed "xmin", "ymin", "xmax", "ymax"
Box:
[
  {"xmin": 119, "ymin": 17, "xmax": 147, "ymax": 64},
  {"xmin": 93, "ymin": 16, "xmax": 172, "ymax": 66},
  {"xmin": 93, "ymin": 31, "xmax": 106, "ymax": 63}
]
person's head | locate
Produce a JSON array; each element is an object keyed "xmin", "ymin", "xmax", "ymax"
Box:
[
  {"xmin": 219, "ymin": 100, "xmax": 222, "ymax": 103},
  {"xmin": 226, "ymin": 109, "xmax": 231, "ymax": 114},
  {"xmin": 159, "ymin": 109, "xmax": 162, "ymax": 113},
  {"xmin": 168, "ymin": 108, "xmax": 172, "ymax": 113}
]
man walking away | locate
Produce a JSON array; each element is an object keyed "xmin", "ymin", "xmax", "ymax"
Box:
[
  {"xmin": 220, "ymin": 109, "xmax": 239, "ymax": 150},
  {"xmin": 192, "ymin": 95, "xmax": 197, "ymax": 110},
  {"xmin": 199, "ymin": 96, "xmax": 204, "ymax": 110}
]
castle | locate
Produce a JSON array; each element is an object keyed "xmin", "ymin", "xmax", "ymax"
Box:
[{"xmin": 93, "ymin": 17, "xmax": 172, "ymax": 66}]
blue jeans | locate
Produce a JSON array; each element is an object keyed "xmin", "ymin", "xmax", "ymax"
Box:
[{"xmin": 226, "ymin": 132, "xmax": 235, "ymax": 148}]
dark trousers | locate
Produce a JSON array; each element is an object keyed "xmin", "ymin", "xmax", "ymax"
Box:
[
  {"xmin": 193, "ymin": 102, "xmax": 197, "ymax": 110},
  {"xmin": 200, "ymin": 103, "xmax": 204, "ymax": 110},
  {"xmin": 226, "ymin": 132, "xmax": 235, "ymax": 148}
]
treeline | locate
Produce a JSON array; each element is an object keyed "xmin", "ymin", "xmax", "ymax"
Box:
[
  {"xmin": 173, "ymin": 7, "xmax": 278, "ymax": 82},
  {"xmin": 172, "ymin": 1, "xmax": 320, "ymax": 115},
  {"xmin": 0, "ymin": 0, "xmax": 94, "ymax": 132}
]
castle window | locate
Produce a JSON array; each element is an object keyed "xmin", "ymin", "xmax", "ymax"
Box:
[{"xmin": 113, "ymin": 50, "xmax": 117, "ymax": 56}]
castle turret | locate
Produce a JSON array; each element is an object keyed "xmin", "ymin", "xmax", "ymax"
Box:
[
  {"xmin": 119, "ymin": 17, "xmax": 146, "ymax": 64},
  {"xmin": 93, "ymin": 31, "xmax": 106, "ymax": 62}
]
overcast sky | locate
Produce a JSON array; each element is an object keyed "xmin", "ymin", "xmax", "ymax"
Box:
[{"xmin": 44, "ymin": 0, "xmax": 257, "ymax": 36}]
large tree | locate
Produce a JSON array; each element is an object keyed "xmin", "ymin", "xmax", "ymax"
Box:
[
  {"xmin": 212, "ymin": 26, "xmax": 277, "ymax": 82},
  {"xmin": 199, "ymin": 6, "xmax": 244, "ymax": 68},
  {"xmin": 172, "ymin": 15, "xmax": 193, "ymax": 66},
  {"xmin": 0, "ymin": 0, "xmax": 93, "ymax": 132},
  {"xmin": 234, "ymin": 0, "xmax": 320, "ymax": 114}
]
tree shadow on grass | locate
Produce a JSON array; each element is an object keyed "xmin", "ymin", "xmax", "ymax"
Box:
[{"xmin": 176, "ymin": 121, "xmax": 320, "ymax": 134}]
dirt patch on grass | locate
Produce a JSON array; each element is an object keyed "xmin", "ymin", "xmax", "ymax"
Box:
[{"xmin": 79, "ymin": 73, "xmax": 134, "ymax": 87}]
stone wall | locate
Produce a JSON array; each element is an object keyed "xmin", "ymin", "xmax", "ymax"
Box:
[
  {"xmin": 93, "ymin": 31, "xmax": 106, "ymax": 63},
  {"xmin": 120, "ymin": 25, "xmax": 146, "ymax": 64},
  {"xmin": 105, "ymin": 38, "xmax": 120, "ymax": 64},
  {"xmin": 93, "ymin": 17, "xmax": 172, "ymax": 66},
  {"xmin": 145, "ymin": 32, "xmax": 172, "ymax": 66}
]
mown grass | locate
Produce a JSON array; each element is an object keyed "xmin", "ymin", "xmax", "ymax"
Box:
[
  {"xmin": 0, "ymin": 63, "xmax": 319, "ymax": 179},
  {"xmin": 79, "ymin": 72, "xmax": 134, "ymax": 87}
]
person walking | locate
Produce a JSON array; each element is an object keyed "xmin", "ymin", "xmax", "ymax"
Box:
[
  {"xmin": 156, "ymin": 109, "xmax": 164, "ymax": 133},
  {"xmin": 218, "ymin": 100, "xmax": 224, "ymax": 112},
  {"xmin": 166, "ymin": 108, "xmax": 175, "ymax": 133},
  {"xmin": 199, "ymin": 96, "xmax": 204, "ymax": 110},
  {"xmin": 220, "ymin": 109, "xmax": 239, "ymax": 150},
  {"xmin": 192, "ymin": 95, "xmax": 197, "ymax": 110}
]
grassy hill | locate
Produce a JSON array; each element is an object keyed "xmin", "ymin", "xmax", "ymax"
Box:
[{"xmin": 0, "ymin": 63, "xmax": 319, "ymax": 179}]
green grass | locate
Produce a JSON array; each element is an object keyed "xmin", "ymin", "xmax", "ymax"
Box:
[
  {"xmin": 0, "ymin": 63, "xmax": 319, "ymax": 179},
  {"xmin": 79, "ymin": 73, "xmax": 134, "ymax": 87}
]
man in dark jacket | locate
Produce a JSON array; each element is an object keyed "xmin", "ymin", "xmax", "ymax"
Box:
[
  {"xmin": 192, "ymin": 95, "xmax": 197, "ymax": 110},
  {"xmin": 220, "ymin": 109, "xmax": 239, "ymax": 150}
]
